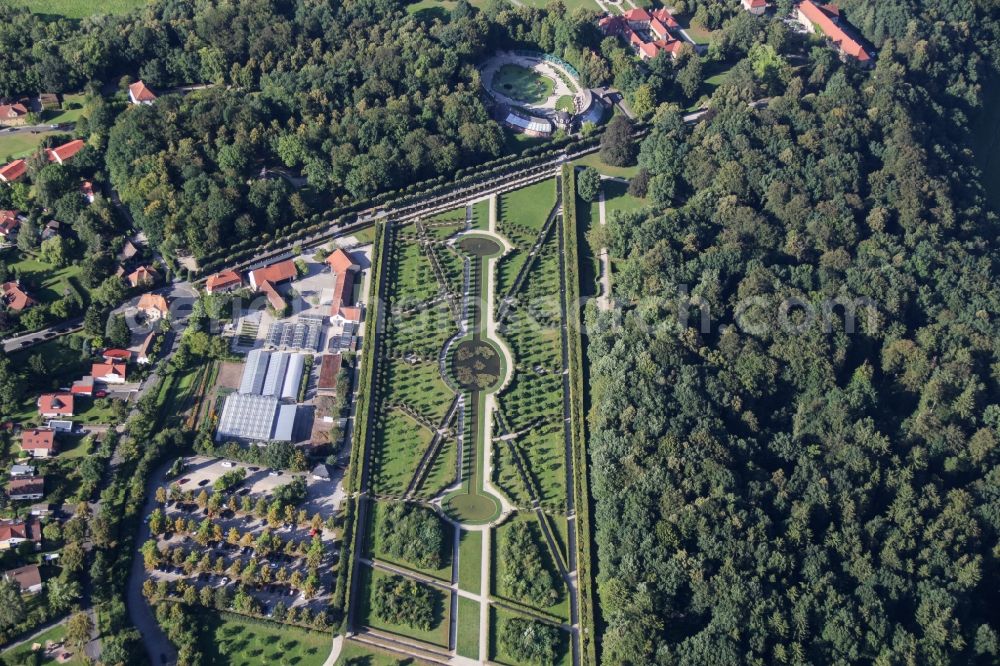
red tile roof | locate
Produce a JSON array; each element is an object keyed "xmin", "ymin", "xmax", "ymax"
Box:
[
  {"xmin": 101, "ymin": 349, "xmax": 132, "ymax": 361},
  {"xmin": 259, "ymin": 280, "xmax": 286, "ymax": 311},
  {"xmin": 798, "ymin": 0, "xmax": 869, "ymax": 61},
  {"xmin": 46, "ymin": 139, "xmax": 85, "ymax": 164},
  {"xmin": 91, "ymin": 361, "xmax": 126, "ymax": 382},
  {"xmin": 38, "ymin": 393, "xmax": 74, "ymax": 416},
  {"xmin": 337, "ymin": 306, "xmax": 362, "ymax": 322},
  {"xmin": 0, "ymin": 211, "xmax": 19, "ymax": 236},
  {"xmin": 650, "ymin": 17, "xmax": 670, "ymax": 39},
  {"xmin": 326, "ymin": 248, "xmax": 358, "ymax": 275},
  {"xmin": 20, "ymin": 429, "xmax": 55, "ymax": 453},
  {"xmin": 128, "ymin": 80, "xmax": 157, "ymax": 103},
  {"xmin": 0, "ymin": 520, "xmax": 40, "ymax": 544},
  {"xmin": 249, "ymin": 260, "xmax": 296, "ymax": 289},
  {"xmin": 0, "ymin": 104, "xmax": 27, "ymax": 120},
  {"xmin": 138, "ymin": 293, "xmax": 169, "ymax": 316},
  {"xmin": 652, "ymin": 8, "xmax": 680, "ymax": 27},
  {"xmin": 71, "ymin": 376, "xmax": 93, "ymax": 395},
  {"xmin": 2, "ymin": 282, "xmax": 34, "ymax": 311},
  {"xmin": 206, "ymin": 269, "xmax": 243, "ymax": 293},
  {"xmin": 623, "ymin": 7, "xmax": 651, "ymax": 21},
  {"xmin": 126, "ymin": 265, "xmax": 159, "ymax": 287},
  {"xmin": 0, "ymin": 160, "xmax": 26, "ymax": 183}
]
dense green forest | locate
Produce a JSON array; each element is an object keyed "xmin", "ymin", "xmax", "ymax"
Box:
[{"xmin": 587, "ymin": 0, "xmax": 1000, "ymax": 663}]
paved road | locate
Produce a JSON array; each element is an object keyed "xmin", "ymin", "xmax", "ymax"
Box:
[{"xmin": 2, "ymin": 318, "xmax": 83, "ymax": 353}]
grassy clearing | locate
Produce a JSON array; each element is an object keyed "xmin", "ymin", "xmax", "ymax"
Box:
[
  {"xmin": 571, "ymin": 153, "xmax": 640, "ymax": 179},
  {"xmin": 0, "ymin": 131, "xmax": 60, "ymax": 162},
  {"xmin": 472, "ymin": 199, "xmax": 490, "ymax": 230},
  {"xmin": 372, "ymin": 409, "xmax": 434, "ymax": 496},
  {"xmin": 0, "ymin": 623, "xmax": 86, "ymax": 666},
  {"xmin": 415, "ymin": 435, "xmax": 457, "ymax": 499},
  {"xmin": 335, "ymin": 641, "xmax": 410, "ymax": 665},
  {"xmin": 384, "ymin": 358, "xmax": 454, "ymax": 424},
  {"xmin": 491, "ymin": 64, "xmax": 554, "ymax": 106},
  {"xmin": 2, "ymin": 250, "xmax": 88, "ymax": 306},
  {"xmin": 456, "ymin": 596, "xmax": 481, "ymax": 659},
  {"xmin": 351, "ymin": 226, "xmax": 376, "ymax": 244},
  {"xmin": 190, "ymin": 608, "xmax": 329, "ymax": 666},
  {"xmin": 603, "ymin": 179, "xmax": 647, "ymax": 221},
  {"xmin": 500, "ymin": 179, "xmax": 555, "ymax": 232},
  {"xmin": 360, "ymin": 567, "xmax": 451, "ymax": 648},
  {"xmin": 458, "ymin": 529, "xmax": 482, "ymax": 593},
  {"xmin": 22, "ymin": 0, "xmax": 148, "ymax": 19}
]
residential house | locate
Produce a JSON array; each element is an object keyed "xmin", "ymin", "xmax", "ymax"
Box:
[
  {"xmin": 742, "ymin": 0, "xmax": 767, "ymax": 14},
  {"xmin": 91, "ymin": 361, "xmax": 127, "ymax": 384},
  {"xmin": 205, "ymin": 268, "xmax": 243, "ymax": 294},
  {"xmin": 795, "ymin": 0, "xmax": 871, "ymax": 64},
  {"xmin": 0, "ymin": 160, "xmax": 26, "ymax": 184},
  {"xmin": 118, "ymin": 240, "xmax": 139, "ymax": 263},
  {"xmin": 0, "ymin": 520, "xmax": 41, "ymax": 550},
  {"xmin": 0, "ymin": 210, "xmax": 20, "ymax": 238},
  {"xmin": 4, "ymin": 564, "xmax": 42, "ymax": 594},
  {"xmin": 137, "ymin": 293, "xmax": 169, "ymax": 321},
  {"xmin": 20, "ymin": 429, "xmax": 56, "ymax": 458},
  {"xmin": 46, "ymin": 139, "xmax": 85, "ymax": 165},
  {"xmin": 128, "ymin": 80, "xmax": 157, "ymax": 105},
  {"xmin": 136, "ymin": 331, "xmax": 157, "ymax": 365},
  {"xmin": 126, "ymin": 265, "xmax": 159, "ymax": 288},
  {"xmin": 81, "ymin": 181, "xmax": 95, "ymax": 203},
  {"xmin": 40, "ymin": 220, "xmax": 61, "ymax": 241},
  {"xmin": 7, "ymin": 477, "xmax": 44, "ymax": 501},
  {"xmin": 2, "ymin": 282, "xmax": 35, "ymax": 312},
  {"xmin": 71, "ymin": 376, "xmax": 94, "ymax": 397},
  {"xmin": 9, "ymin": 464, "xmax": 35, "ymax": 477},
  {"xmin": 37, "ymin": 393, "xmax": 74, "ymax": 418},
  {"xmin": 0, "ymin": 103, "xmax": 28, "ymax": 127},
  {"xmin": 29, "ymin": 504, "xmax": 52, "ymax": 517}
]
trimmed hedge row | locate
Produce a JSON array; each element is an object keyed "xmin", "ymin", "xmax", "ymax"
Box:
[
  {"xmin": 560, "ymin": 165, "xmax": 598, "ymax": 666},
  {"xmin": 333, "ymin": 221, "xmax": 387, "ymax": 632}
]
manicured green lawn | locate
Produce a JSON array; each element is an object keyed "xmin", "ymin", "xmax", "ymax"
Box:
[
  {"xmin": 190, "ymin": 608, "xmax": 329, "ymax": 666},
  {"xmin": 603, "ymin": 179, "xmax": 647, "ymax": 221},
  {"xmin": 458, "ymin": 529, "xmax": 482, "ymax": 593},
  {"xmin": 22, "ymin": 0, "xmax": 148, "ymax": 19},
  {"xmin": 44, "ymin": 94, "xmax": 87, "ymax": 125},
  {"xmin": 2, "ymin": 251, "xmax": 88, "ymax": 306},
  {"xmin": 360, "ymin": 568, "xmax": 451, "ymax": 648},
  {"xmin": 491, "ymin": 65, "xmax": 554, "ymax": 105},
  {"xmin": 372, "ymin": 409, "xmax": 433, "ymax": 496},
  {"xmin": 352, "ymin": 226, "xmax": 376, "ymax": 244},
  {"xmin": 500, "ymin": 179, "xmax": 556, "ymax": 231},
  {"xmin": 571, "ymin": 153, "xmax": 641, "ymax": 179},
  {"xmin": 503, "ymin": 131, "xmax": 550, "ymax": 156},
  {"xmin": 456, "ymin": 596, "xmax": 481, "ymax": 659},
  {"xmin": 472, "ymin": 199, "xmax": 490, "ymax": 230},
  {"xmin": 335, "ymin": 641, "xmax": 411, "ymax": 666},
  {"xmin": 0, "ymin": 623, "xmax": 87, "ymax": 666},
  {"xmin": 0, "ymin": 131, "xmax": 60, "ymax": 162},
  {"xmin": 555, "ymin": 95, "xmax": 575, "ymax": 113}
]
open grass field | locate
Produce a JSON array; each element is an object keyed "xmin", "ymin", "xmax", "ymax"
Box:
[
  {"xmin": 44, "ymin": 94, "xmax": 87, "ymax": 125},
  {"xmin": 571, "ymin": 153, "xmax": 640, "ymax": 179},
  {"xmin": 2, "ymin": 250, "xmax": 89, "ymax": 306},
  {"xmin": 359, "ymin": 568, "xmax": 451, "ymax": 648},
  {"xmin": 22, "ymin": 0, "xmax": 148, "ymax": 19},
  {"xmin": 458, "ymin": 530, "xmax": 482, "ymax": 592},
  {"xmin": 491, "ymin": 64, "xmax": 554, "ymax": 106},
  {"xmin": 489, "ymin": 605, "xmax": 571, "ymax": 666},
  {"xmin": 0, "ymin": 131, "xmax": 61, "ymax": 162},
  {"xmin": 371, "ymin": 409, "xmax": 434, "ymax": 495},
  {"xmin": 189, "ymin": 608, "xmax": 329, "ymax": 666},
  {"xmin": 456, "ymin": 596, "xmax": 481, "ymax": 659},
  {"xmin": 335, "ymin": 641, "xmax": 410, "ymax": 666},
  {"xmin": 500, "ymin": 179, "xmax": 555, "ymax": 231},
  {"xmin": 603, "ymin": 179, "xmax": 647, "ymax": 221},
  {"xmin": 0, "ymin": 623, "xmax": 87, "ymax": 666}
]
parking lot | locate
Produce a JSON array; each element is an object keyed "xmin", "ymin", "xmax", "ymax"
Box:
[{"xmin": 143, "ymin": 455, "xmax": 341, "ymax": 616}]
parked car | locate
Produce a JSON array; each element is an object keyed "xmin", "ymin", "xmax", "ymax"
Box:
[
  {"xmin": 221, "ymin": 461, "xmax": 234, "ymax": 468},
  {"xmin": 268, "ymin": 471, "xmax": 280, "ymax": 477},
  {"xmin": 178, "ymin": 478, "xmax": 190, "ymax": 485},
  {"xmin": 94, "ymin": 390, "xmax": 108, "ymax": 398}
]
